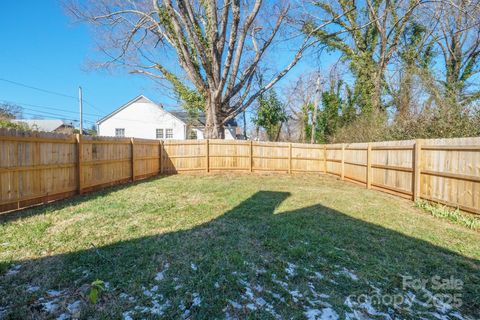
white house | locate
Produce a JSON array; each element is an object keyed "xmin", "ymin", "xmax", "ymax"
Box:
[{"xmin": 97, "ymin": 95, "xmax": 238, "ymax": 140}]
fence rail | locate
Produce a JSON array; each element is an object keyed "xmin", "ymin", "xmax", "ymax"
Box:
[{"xmin": 0, "ymin": 129, "xmax": 478, "ymax": 215}]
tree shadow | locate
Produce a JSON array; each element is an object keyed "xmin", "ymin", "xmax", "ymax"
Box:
[{"xmin": 1, "ymin": 191, "xmax": 478, "ymax": 319}]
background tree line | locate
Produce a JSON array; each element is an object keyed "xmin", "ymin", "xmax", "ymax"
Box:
[
  {"xmin": 79, "ymin": 0, "xmax": 480, "ymax": 142},
  {"xmin": 273, "ymin": 0, "xmax": 480, "ymax": 143},
  {"xmin": 3, "ymin": 1, "xmax": 478, "ymax": 143}
]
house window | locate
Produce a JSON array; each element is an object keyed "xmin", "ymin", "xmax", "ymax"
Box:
[
  {"xmin": 166, "ymin": 129, "xmax": 173, "ymax": 139},
  {"xmin": 115, "ymin": 128, "xmax": 125, "ymax": 137},
  {"xmin": 156, "ymin": 128, "xmax": 164, "ymax": 139}
]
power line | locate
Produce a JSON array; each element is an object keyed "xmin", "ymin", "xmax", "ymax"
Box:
[
  {"xmin": 0, "ymin": 77, "xmax": 105, "ymax": 115},
  {"xmin": 0, "ymin": 100, "xmax": 99, "ymax": 126},
  {"xmin": 19, "ymin": 112, "xmax": 77, "ymax": 124},
  {"xmin": 0, "ymin": 100, "xmax": 98, "ymax": 124},
  {"xmin": 82, "ymin": 98, "xmax": 104, "ymax": 114},
  {"xmin": 0, "ymin": 99, "xmax": 102, "ymax": 117},
  {"xmin": 0, "ymin": 76, "xmax": 181, "ymax": 113},
  {"xmin": 20, "ymin": 108, "xmax": 82, "ymax": 121},
  {"xmin": 0, "ymin": 78, "xmax": 78, "ymax": 100},
  {"xmin": 19, "ymin": 110, "xmax": 97, "ymax": 124},
  {"xmin": 0, "ymin": 77, "xmax": 193, "ymax": 124},
  {"xmin": 1, "ymin": 98, "xmax": 187, "ymax": 125}
]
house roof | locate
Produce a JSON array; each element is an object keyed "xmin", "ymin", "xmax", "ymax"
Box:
[
  {"xmin": 12, "ymin": 119, "xmax": 73, "ymax": 132},
  {"xmin": 171, "ymin": 111, "xmax": 238, "ymax": 127},
  {"xmin": 170, "ymin": 111, "xmax": 205, "ymax": 127},
  {"xmin": 97, "ymin": 95, "xmax": 238, "ymax": 128},
  {"xmin": 96, "ymin": 95, "xmax": 161, "ymax": 125}
]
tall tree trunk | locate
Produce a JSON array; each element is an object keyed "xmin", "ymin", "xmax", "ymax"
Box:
[
  {"xmin": 275, "ymin": 123, "xmax": 283, "ymax": 141},
  {"xmin": 301, "ymin": 104, "xmax": 308, "ymax": 143},
  {"xmin": 397, "ymin": 69, "xmax": 412, "ymax": 120},
  {"xmin": 204, "ymin": 94, "xmax": 225, "ymax": 139},
  {"xmin": 310, "ymin": 105, "xmax": 318, "ymax": 144},
  {"xmin": 310, "ymin": 77, "xmax": 321, "ymax": 144},
  {"xmin": 372, "ymin": 71, "xmax": 383, "ymax": 112}
]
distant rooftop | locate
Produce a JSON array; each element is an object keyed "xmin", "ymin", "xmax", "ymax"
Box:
[{"xmin": 12, "ymin": 119, "xmax": 74, "ymax": 132}]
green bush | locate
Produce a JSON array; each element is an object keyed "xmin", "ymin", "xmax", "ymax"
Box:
[
  {"xmin": 415, "ymin": 200, "xmax": 480, "ymax": 230},
  {"xmin": 0, "ymin": 120, "xmax": 28, "ymax": 130}
]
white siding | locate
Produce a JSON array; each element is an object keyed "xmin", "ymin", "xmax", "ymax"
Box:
[
  {"xmin": 193, "ymin": 128, "xmax": 234, "ymax": 140},
  {"xmin": 98, "ymin": 98, "xmax": 186, "ymax": 140},
  {"xmin": 225, "ymin": 127, "xmax": 235, "ymax": 140},
  {"xmin": 98, "ymin": 96, "xmax": 238, "ymax": 140},
  {"xmin": 193, "ymin": 128, "xmax": 204, "ymax": 139}
]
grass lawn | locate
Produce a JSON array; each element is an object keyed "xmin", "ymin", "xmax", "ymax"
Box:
[{"xmin": 0, "ymin": 174, "xmax": 479, "ymax": 319}]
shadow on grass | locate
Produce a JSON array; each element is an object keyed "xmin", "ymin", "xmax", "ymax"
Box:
[{"xmin": 1, "ymin": 191, "xmax": 479, "ymax": 319}]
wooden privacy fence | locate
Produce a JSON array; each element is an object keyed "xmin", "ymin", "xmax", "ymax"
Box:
[
  {"xmin": 0, "ymin": 129, "xmax": 479, "ymax": 214},
  {"xmin": 0, "ymin": 131, "xmax": 162, "ymax": 213}
]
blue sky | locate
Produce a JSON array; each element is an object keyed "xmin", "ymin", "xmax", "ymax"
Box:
[
  {"xmin": 0, "ymin": 1, "xmax": 335, "ymax": 128},
  {"xmin": 0, "ymin": 1, "xmax": 172, "ymax": 128}
]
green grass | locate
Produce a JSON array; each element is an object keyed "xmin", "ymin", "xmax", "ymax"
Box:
[
  {"xmin": 416, "ymin": 200, "xmax": 480, "ymax": 230},
  {"xmin": 0, "ymin": 174, "xmax": 479, "ymax": 319}
]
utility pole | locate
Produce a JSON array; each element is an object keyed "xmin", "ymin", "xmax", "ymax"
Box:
[
  {"xmin": 78, "ymin": 86, "xmax": 83, "ymax": 134},
  {"xmin": 242, "ymin": 110, "xmax": 247, "ymax": 139},
  {"xmin": 310, "ymin": 77, "xmax": 321, "ymax": 144}
]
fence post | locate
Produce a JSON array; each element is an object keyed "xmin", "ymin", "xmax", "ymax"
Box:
[
  {"xmin": 206, "ymin": 139, "xmax": 210, "ymax": 173},
  {"xmin": 34, "ymin": 133, "xmax": 42, "ymax": 204},
  {"xmin": 366, "ymin": 143, "xmax": 372, "ymax": 189},
  {"xmin": 159, "ymin": 140, "xmax": 163, "ymax": 174},
  {"xmin": 131, "ymin": 138, "xmax": 135, "ymax": 181},
  {"xmin": 250, "ymin": 140, "xmax": 253, "ymax": 172},
  {"xmin": 413, "ymin": 139, "xmax": 422, "ymax": 202},
  {"xmin": 341, "ymin": 144, "xmax": 345, "ymax": 180},
  {"xmin": 76, "ymin": 134, "xmax": 83, "ymax": 194},
  {"xmin": 288, "ymin": 143, "xmax": 292, "ymax": 174}
]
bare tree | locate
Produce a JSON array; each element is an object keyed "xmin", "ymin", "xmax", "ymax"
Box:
[
  {"xmin": 433, "ymin": 0, "xmax": 480, "ymax": 106},
  {"xmin": 388, "ymin": 20, "xmax": 435, "ymax": 118},
  {"xmin": 0, "ymin": 103, "xmax": 22, "ymax": 120},
  {"xmin": 389, "ymin": 0, "xmax": 480, "ymax": 114},
  {"xmin": 308, "ymin": 0, "xmax": 426, "ymax": 112},
  {"xmin": 310, "ymin": 77, "xmax": 321, "ymax": 144},
  {"xmin": 67, "ymin": 0, "xmax": 335, "ymax": 138},
  {"xmin": 282, "ymin": 71, "xmax": 319, "ymax": 142}
]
